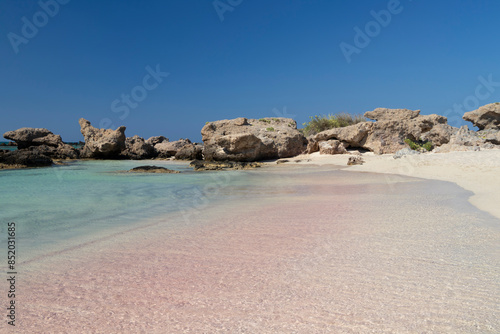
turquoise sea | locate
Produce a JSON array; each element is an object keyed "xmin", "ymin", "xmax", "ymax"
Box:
[{"xmin": 0, "ymin": 160, "xmax": 271, "ymax": 264}]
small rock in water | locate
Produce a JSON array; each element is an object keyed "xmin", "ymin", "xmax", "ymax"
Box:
[
  {"xmin": 190, "ymin": 160, "xmax": 262, "ymax": 171},
  {"xmin": 276, "ymin": 159, "xmax": 289, "ymax": 164},
  {"xmin": 347, "ymin": 156, "xmax": 364, "ymax": 165},
  {"xmin": 128, "ymin": 166, "xmax": 180, "ymax": 173}
]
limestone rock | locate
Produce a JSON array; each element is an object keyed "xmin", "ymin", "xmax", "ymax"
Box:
[
  {"xmin": 347, "ymin": 156, "xmax": 364, "ymax": 165},
  {"xmin": 319, "ymin": 140, "xmax": 347, "ymax": 155},
  {"xmin": 122, "ymin": 135, "xmax": 155, "ymax": 159},
  {"xmin": 463, "ymin": 103, "xmax": 500, "ymax": 130},
  {"xmin": 3, "ymin": 127, "xmax": 78, "ymax": 159},
  {"xmin": 79, "ymin": 118, "xmax": 126, "ymax": 158},
  {"xmin": 364, "ymin": 108, "xmax": 420, "ymax": 121},
  {"xmin": 146, "ymin": 136, "xmax": 168, "ymax": 146},
  {"xmin": 0, "ymin": 147, "xmax": 53, "ymax": 168},
  {"xmin": 3, "ymin": 128, "xmax": 54, "ymax": 149},
  {"xmin": 154, "ymin": 139, "xmax": 192, "ymax": 158},
  {"xmin": 174, "ymin": 143, "xmax": 203, "ymax": 160},
  {"xmin": 309, "ymin": 109, "xmax": 451, "ymax": 154},
  {"xmin": 393, "ymin": 148, "xmax": 420, "ymax": 159},
  {"xmin": 202, "ymin": 117, "xmax": 307, "ymax": 162}
]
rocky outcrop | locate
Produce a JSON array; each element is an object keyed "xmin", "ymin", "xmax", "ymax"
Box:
[
  {"xmin": 319, "ymin": 140, "xmax": 347, "ymax": 155},
  {"xmin": 308, "ymin": 109, "xmax": 454, "ymax": 154},
  {"xmin": 128, "ymin": 166, "xmax": 180, "ymax": 173},
  {"xmin": 154, "ymin": 139, "xmax": 193, "ymax": 158},
  {"xmin": 146, "ymin": 136, "xmax": 168, "ymax": 146},
  {"xmin": 364, "ymin": 108, "xmax": 420, "ymax": 121},
  {"xmin": 434, "ymin": 126, "xmax": 498, "ymax": 153},
  {"xmin": 3, "ymin": 127, "xmax": 78, "ymax": 159},
  {"xmin": 393, "ymin": 148, "xmax": 420, "ymax": 159},
  {"xmin": 79, "ymin": 118, "xmax": 126, "ymax": 158},
  {"xmin": 201, "ymin": 117, "xmax": 307, "ymax": 162},
  {"xmin": 122, "ymin": 135, "xmax": 155, "ymax": 159},
  {"xmin": 0, "ymin": 147, "xmax": 53, "ymax": 168},
  {"xmin": 174, "ymin": 143, "xmax": 203, "ymax": 160},
  {"xmin": 190, "ymin": 159, "xmax": 262, "ymax": 171},
  {"xmin": 463, "ymin": 103, "xmax": 500, "ymax": 130}
]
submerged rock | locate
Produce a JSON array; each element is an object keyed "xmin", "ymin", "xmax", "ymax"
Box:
[
  {"xmin": 128, "ymin": 165, "xmax": 180, "ymax": 173},
  {"xmin": 190, "ymin": 159, "xmax": 262, "ymax": 171},
  {"xmin": 201, "ymin": 117, "xmax": 307, "ymax": 162}
]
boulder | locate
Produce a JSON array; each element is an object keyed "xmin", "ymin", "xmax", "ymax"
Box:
[
  {"xmin": 3, "ymin": 127, "xmax": 78, "ymax": 159},
  {"xmin": 434, "ymin": 126, "xmax": 499, "ymax": 153},
  {"xmin": 308, "ymin": 109, "xmax": 453, "ymax": 154},
  {"xmin": 347, "ymin": 156, "xmax": 364, "ymax": 165},
  {"xmin": 154, "ymin": 138, "xmax": 192, "ymax": 158},
  {"xmin": 122, "ymin": 135, "xmax": 155, "ymax": 159},
  {"xmin": 393, "ymin": 148, "xmax": 420, "ymax": 159},
  {"xmin": 201, "ymin": 117, "xmax": 307, "ymax": 162},
  {"xmin": 4, "ymin": 128, "xmax": 54, "ymax": 149},
  {"xmin": 364, "ymin": 108, "xmax": 420, "ymax": 121},
  {"xmin": 463, "ymin": 103, "xmax": 500, "ymax": 130},
  {"xmin": 0, "ymin": 147, "xmax": 53, "ymax": 168},
  {"xmin": 146, "ymin": 136, "xmax": 168, "ymax": 146},
  {"xmin": 79, "ymin": 118, "xmax": 126, "ymax": 158},
  {"xmin": 174, "ymin": 143, "xmax": 203, "ymax": 160},
  {"xmin": 190, "ymin": 159, "xmax": 262, "ymax": 171},
  {"xmin": 319, "ymin": 140, "xmax": 347, "ymax": 155}
]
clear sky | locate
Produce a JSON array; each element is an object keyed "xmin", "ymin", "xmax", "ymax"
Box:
[{"xmin": 1, "ymin": 0, "xmax": 499, "ymax": 142}]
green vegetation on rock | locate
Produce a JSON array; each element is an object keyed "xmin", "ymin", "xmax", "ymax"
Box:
[
  {"xmin": 302, "ymin": 113, "xmax": 365, "ymax": 136},
  {"xmin": 404, "ymin": 138, "xmax": 433, "ymax": 152}
]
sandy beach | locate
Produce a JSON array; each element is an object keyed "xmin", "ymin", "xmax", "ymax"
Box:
[
  {"xmin": 290, "ymin": 149, "xmax": 500, "ymax": 220},
  {"xmin": 13, "ymin": 152, "xmax": 500, "ymax": 333}
]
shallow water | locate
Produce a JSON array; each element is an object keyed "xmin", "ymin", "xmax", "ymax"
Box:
[{"xmin": 1, "ymin": 162, "xmax": 499, "ymax": 333}]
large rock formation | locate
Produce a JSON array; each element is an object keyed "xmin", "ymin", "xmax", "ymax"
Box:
[
  {"xmin": 308, "ymin": 108, "xmax": 455, "ymax": 154},
  {"xmin": 79, "ymin": 118, "xmax": 126, "ymax": 158},
  {"xmin": 3, "ymin": 127, "xmax": 78, "ymax": 159},
  {"xmin": 434, "ymin": 126, "xmax": 498, "ymax": 153},
  {"xmin": 122, "ymin": 135, "xmax": 155, "ymax": 159},
  {"xmin": 463, "ymin": 103, "xmax": 500, "ymax": 130},
  {"xmin": 174, "ymin": 143, "xmax": 203, "ymax": 160},
  {"xmin": 0, "ymin": 147, "xmax": 53, "ymax": 168},
  {"xmin": 201, "ymin": 117, "xmax": 307, "ymax": 161},
  {"xmin": 154, "ymin": 138, "xmax": 193, "ymax": 159}
]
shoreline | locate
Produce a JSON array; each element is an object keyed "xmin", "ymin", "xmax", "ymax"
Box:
[
  {"xmin": 16, "ymin": 164, "xmax": 500, "ymax": 332},
  {"xmin": 272, "ymin": 149, "xmax": 500, "ymax": 221}
]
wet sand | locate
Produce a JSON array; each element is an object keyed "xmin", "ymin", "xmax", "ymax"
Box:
[{"xmin": 11, "ymin": 167, "xmax": 500, "ymax": 333}]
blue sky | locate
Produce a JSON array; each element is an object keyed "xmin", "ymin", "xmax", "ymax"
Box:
[{"xmin": 1, "ymin": 0, "xmax": 499, "ymax": 142}]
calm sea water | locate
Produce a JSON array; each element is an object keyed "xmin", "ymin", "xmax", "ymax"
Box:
[{"xmin": 0, "ymin": 160, "xmax": 273, "ymax": 263}]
